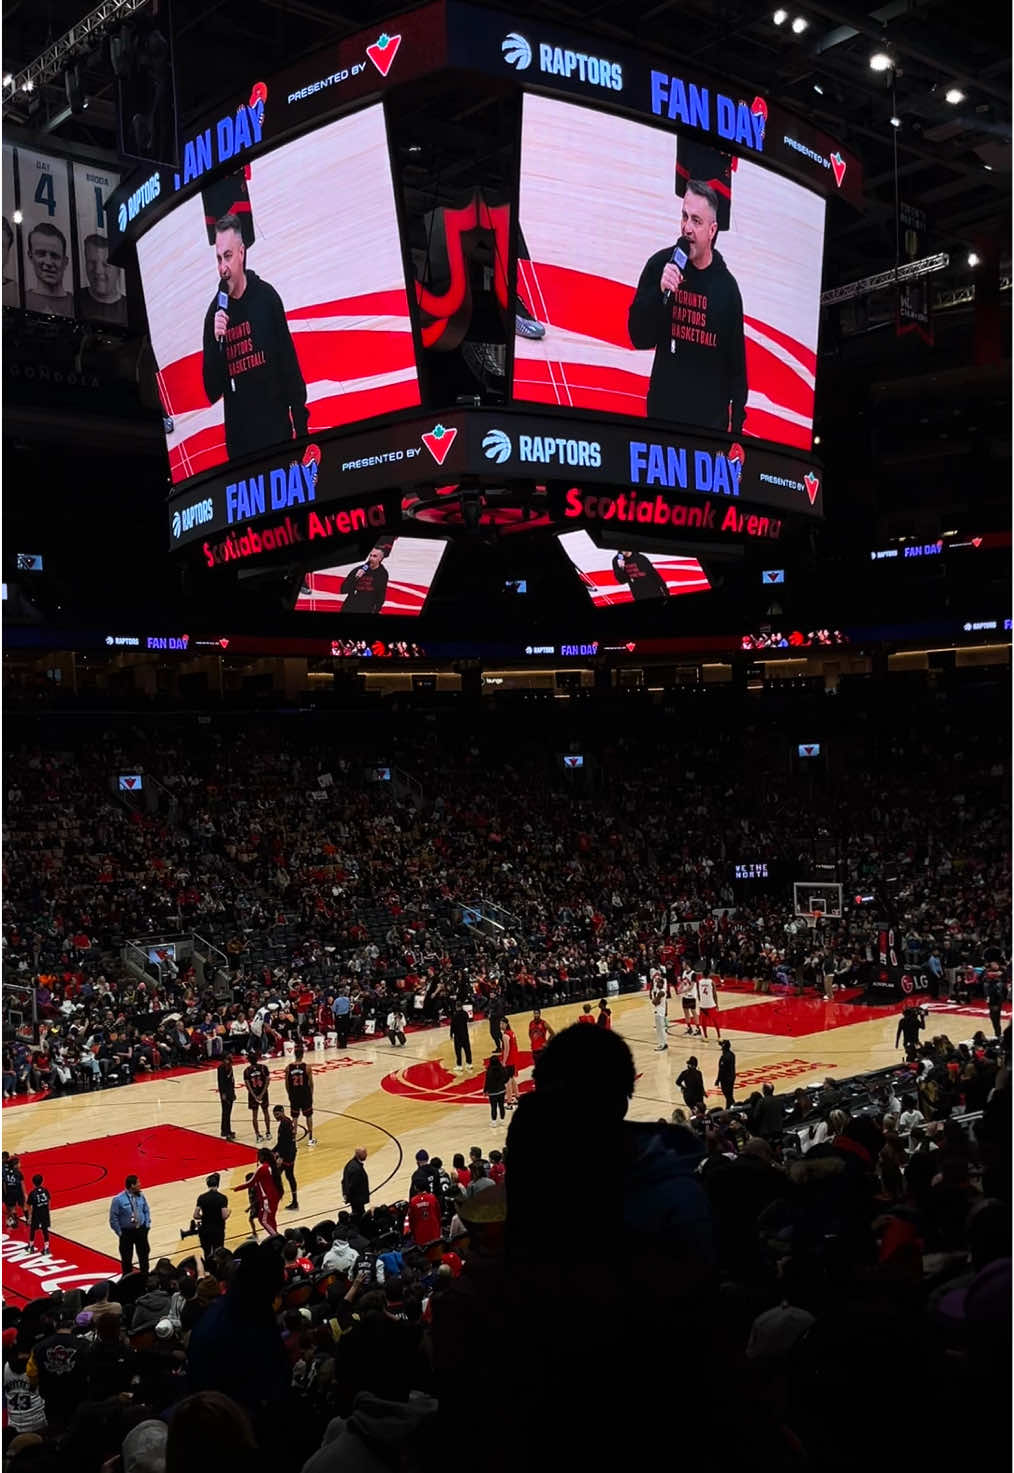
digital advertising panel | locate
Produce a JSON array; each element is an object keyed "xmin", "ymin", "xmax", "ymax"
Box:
[
  {"xmin": 167, "ymin": 406, "xmax": 823, "ymax": 557},
  {"xmin": 558, "ymin": 529, "xmax": 709, "ymax": 606},
  {"xmin": 137, "ymin": 103, "xmax": 420, "ymax": 486},
  {"xmin": 515, "ymin": 95, "xmax": 825, "ymax": 450},
  {"xmin": 294, "ymin": 536, "xmax": 448, "ymax": 615}
]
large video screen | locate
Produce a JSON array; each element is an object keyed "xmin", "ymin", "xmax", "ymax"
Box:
[
  {"xmin": 558, "ymin": 531, "xmax": 709, "ymax": 607},
  {"xmin": 137, "ymin": 105, "xmax": 420, "ymax": 486},
  {"xmin": 294, "ymin": 537, "xmax": 448, "ymax": 616},
  {"xmin": 515, "ymin": 95, "xmax": 825, "ymax": 451}
]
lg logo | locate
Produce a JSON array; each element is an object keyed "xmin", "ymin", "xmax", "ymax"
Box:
[
  {"xmin": 482, "ymin": 429, "xmax": 513, "ymax": 463},
  {"xmin": 501, "ymin": 32, "xmax": 532, "ymax": 69}
]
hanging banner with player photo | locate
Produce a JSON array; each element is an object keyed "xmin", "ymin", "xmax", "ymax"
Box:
[
  {"xmin": 136, "ymin": 102, "xmax": 421, "ymax": 487},
  {"xmin": 294, "ymin": 537, "xmax": 448, "ymax": 616},
  {"xmin": 558, "ymin": 529, "xmax": 709, "ymax": 606},
  {"xmin": 2, "ymin": 146, "xmax": 20, "ymax": 308},
  {"xmin": 514, "ymin": 95, "xmax": 825, "ymax": 452},
  {"xmin": 73, "ymin": 161, "xmax": 127, "ymax": 326},
  {"xmin": 17, "ymin": 148, "xmax": 75, "ymax": 318}
]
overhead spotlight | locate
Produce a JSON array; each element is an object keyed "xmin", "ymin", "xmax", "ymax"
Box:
[
  {"xmin": 984, "ymin": 163, "xmax": 993, "ymax": 171},
  {"xmin": 2, "ymin": 74, "xmax": 12, "ymax": 87},
  {"xmin": 12, "ymin": 209, "xmax": 22, "ymax": 225},
  {"xmin": 869, "ymin": 51, "xmax": 892, "ymax": 72},
  {"xmin": 21, "ymin": 77, "xmax": 34, "ymax": 92},
  {"xmin": 773, "ymin": 9, "xmax": 788, "ymax": 23},
  {"xmin": 945, "ymin": 87, "xmax": 964, "ymax": 104},
  {"xmin": 813, "ymin": 82, "xmax": 824, "ymax": 94},
  {"xmin": 791, "ymin": 15, "xmax": 808, "ymax": 32},
  {"xmin": 813, "ymin": 434, "xmax": 821, "ymax": 445},
  {"xmin": 890, "ymin": 115, "xmax": 901, "ymax": 127},
  {"xmin": 967, "ymin": 252, "xmax": 979, "ymax": 267}
]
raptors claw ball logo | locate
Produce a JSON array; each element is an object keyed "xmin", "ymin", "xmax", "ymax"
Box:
[{"xmin": 382, "ymin": 1051, "xmax": 536, "ymax": 1105}]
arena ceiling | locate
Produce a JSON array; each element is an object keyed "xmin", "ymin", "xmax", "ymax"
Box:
[{"xmin": 3, "ymin": 0, "xmax": 1010, "ymax": 284}]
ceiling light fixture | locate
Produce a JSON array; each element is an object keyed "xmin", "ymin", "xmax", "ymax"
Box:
[
  {"xmin": 2, "ymin": 74, "xmax": 12, "ymax": 87},
  {"xmin": 967, "ymin": 252, "xmax": 979, "ymax": 267},
  {"xmin": 945, "ymin": 87, "xmax": 964, "ymax": 104},
  {"xmin": 791, "ymin": 15, "xmax": 808, "ymax": 32},
  {"xmin": 21, "ymin": 78, "xmax": 34, "ymax": 92},
  {"xmin": 869, "ymin": 51, "xmax": 892, "ymax": 72},
  {"xmin": 813, "ymin": 82, "xmax": 824, "ymax": 94},
  {"xmin": 890, "ymin": 115, "xmax": 901, "ymax": 127},
  {"xmin": 12, "ymin": 209, "xmax": 22, "ymax": 224},
  {"xmin": 773, "ymin": 9, "xmax": 788, "ymax": 24}
]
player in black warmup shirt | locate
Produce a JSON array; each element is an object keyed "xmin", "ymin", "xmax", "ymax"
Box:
[
  {"xmin": 243, "ymin": 1053, "xmax": 271, "ymax": 1142},
  {"xmin": 201, "ymin": 214, "xmax": 308, "ymax": 462},
  {"xmin": 628, "ymin": 180, "xmax": 747, "ymax": 433},
  {"xmin": 26, "ymin": 1174, "xmax": 51, "ymax": 1253},
  {"xmin": 3, "ymin": 1152, "xmax": 25, "ymax": 1228},
  {"xmin": 284, "ymin": 1046, "xmax": 317, "ymax": 1147},
  {"xmin": 272, "ymin": 1105, "xmax": 299, "ymax": 1211}
]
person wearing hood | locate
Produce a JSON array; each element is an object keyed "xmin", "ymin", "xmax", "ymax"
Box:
[
  {"xmin": 301, "ymin": 1391, "xmax": 438, "ymax": 1473},
  {"xmin": 131, "ymin": 1275, "xmax": 173, "ymax": 1333},
  {"xmin": 628, "ymin": 179, "xmax": 747, "ymax": 433}
]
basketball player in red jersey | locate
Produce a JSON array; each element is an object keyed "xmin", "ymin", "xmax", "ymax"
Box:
[
  {"xmin": 528, "ymin": 1009, "xmax": 554, "ymax": 1059},
  {"xmin": 234, "ymin": 1148, "xmax": 282, "ymax": 1236},
  {"xmin": 501, "ymin": 1018, "xmax": 521, "ymax": 1108},
  {"xmin": 284, "ymin": 1045, "xmax": 317, "ymax": 1146}
]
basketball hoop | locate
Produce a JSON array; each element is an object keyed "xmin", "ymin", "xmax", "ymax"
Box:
[{"xmin": 804, "ymin": 910, "xmax": 822, "ymax": 931}]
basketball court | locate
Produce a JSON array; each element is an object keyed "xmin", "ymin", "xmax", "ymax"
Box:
[{"xmin": 3, "ymin": 980, "xmax": 1003, "ymax": 1303}]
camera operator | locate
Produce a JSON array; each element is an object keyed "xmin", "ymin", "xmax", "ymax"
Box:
[{"xmin": 183, "ymin": 1172, "xmax": 230, "ymax": 1269}]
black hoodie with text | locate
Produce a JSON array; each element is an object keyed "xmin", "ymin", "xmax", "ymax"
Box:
[
  {"xmin": 628, "ymin": 245, "xmax": 747, "ymax": 432},
  {"xmin": 202, "ymin": 269, "xmax": 309, "ymax": 461}
]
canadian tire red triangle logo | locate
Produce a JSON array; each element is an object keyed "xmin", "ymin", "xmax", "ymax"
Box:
[
  {"xmin": 219, "ymin": 638, "xmax": 230, "ymax": 649},
  {"xmin": 421, "ymin": 424, "xmax": 458, "ymax": 465},
  {"xmin": 803, "ymin": 746, "xmax": 815, "ymax": 756},
  {"xmin": 830, "ymin": 152, "xmax": 847, "ymax": 188},
  {"xmin": 125, "ymin": 777, "xmax": 137, "ymax": 788},
  {"xmin": 366, "ymin": 32, "xmax": 401, "ymax": 76},
  {"xmin": 803, "ymin": 472, "xmax": 820, "ymax": 505}
]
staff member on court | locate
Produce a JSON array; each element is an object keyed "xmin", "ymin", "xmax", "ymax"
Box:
[
  {"xmin": 628, "ymin": 180, "xmax": 747, "ymax": 433},
  {"xmin": 192, "ymin": 1172, "xmax": 230, "ymax": 1269},
  {"xmin": 109, "ymin": 1174, "xmax": 151, "ymax": 1278},
  {"xmin": 201, "ymin": 213, "xmax": 308, "ymax": 462},
  {"xmin": 217, "ymin": 1053, "xmax": 237, "ymax": 1141}
]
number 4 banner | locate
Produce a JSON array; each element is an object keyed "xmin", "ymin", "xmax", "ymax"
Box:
[
  {"xmin": 17, "ymin": 148, "xmax": 74, "ymax": 318},
  {"xmin": 73, "ymin": 161, "xmax": 127, "ymax": 325}
]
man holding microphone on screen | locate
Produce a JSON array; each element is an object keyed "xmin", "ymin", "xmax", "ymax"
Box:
[
  {"xmin": 628, "ymin": 180, "xmax": 747, "ymax": 434},
  {"xmin": 202, "ymin": 213, "xmax": 309, "ymax": 461}
]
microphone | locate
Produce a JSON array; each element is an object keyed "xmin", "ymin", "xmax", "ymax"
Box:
[
  {"xmin": 662, "ymin": 236, "xmax": 690, "ymax": 304},
  {"xmin": 216, "ymin": 286, "xmax": 229, "ymax": 351}
]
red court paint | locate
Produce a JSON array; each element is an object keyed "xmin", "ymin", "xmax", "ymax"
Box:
[
  {"xmin": 1, "ymin": 1230, "xmax": 123, "ymax": 1304},
  {"xmin": 10, "ymin": 1126, "xmax": 257, "ymax": 1210},
  {"xmin": 716, "ymin": 995, "xmax": 895, "ymax": 1038}
]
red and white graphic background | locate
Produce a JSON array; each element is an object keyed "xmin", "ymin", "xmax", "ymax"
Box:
[
  {"xmin": 515, "ymin": 96, "xmax": 825, "ymax": 451},
  {"xmin": 558, "ymin": 530, "xmax": 710, "ymax": 607},
  {"xmin": 295, "ymin": 537, "xmax": 448, "ymax": 616},
  {"xmin": 138, "ymin": 105, "xmax": 420, "ymax": 486}
]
